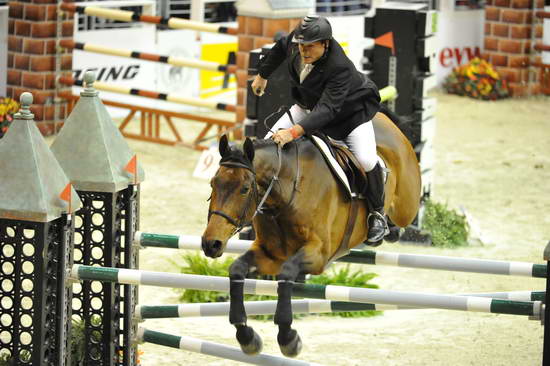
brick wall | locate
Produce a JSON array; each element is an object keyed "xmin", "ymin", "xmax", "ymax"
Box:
[
  {"xmin": 236, "ymin": 16, "xmax": 301, "ymax": 126},
  {"xmin": 7, "ymin": 0, "xmax": 73, "ymax": 135},
  {"xmin": 484, "ymin": 0, "xmax": 546, "ymax": 96}
]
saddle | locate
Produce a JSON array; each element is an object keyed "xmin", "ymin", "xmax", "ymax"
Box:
[{"xmin": 310, "ymin": 132, "xmax": 368, "ymax": 200}]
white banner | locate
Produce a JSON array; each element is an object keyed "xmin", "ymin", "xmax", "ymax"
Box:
[
  {"xmin": 435, "ymin": 9, "xmax": 484, "ymax": 85},
  {"xmin": 72, "ymin": 24, "xmax": 238, "ymax": 115},
  {"xmin": 72, "ymin": 26, "xmax": 158, "ymax": 115},
  {"xmin": 156, "ymin": 29, "xmax": 200, "ymax": 99}
]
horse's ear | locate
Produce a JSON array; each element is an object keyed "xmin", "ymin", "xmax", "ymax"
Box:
[
  {"xmin": 219, "ymin": 134, "xmax": 230, "ymax": 158},
  {"xmin": 243, "ymin": 138, "xmax": 255, "ymax": 162}
]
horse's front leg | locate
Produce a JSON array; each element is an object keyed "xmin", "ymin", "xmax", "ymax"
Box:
[
  {"xmin": 228, "ymin": 249, "xmax": 263, "ymax": 355},
  {"xmin": 275, "ymin": 244, "xmax": 323, "ymax": 358}
]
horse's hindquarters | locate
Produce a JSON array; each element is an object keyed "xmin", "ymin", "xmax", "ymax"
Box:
[{"xmin": 374, "ymin": 112, "xmax": 422, "ymax": 227}]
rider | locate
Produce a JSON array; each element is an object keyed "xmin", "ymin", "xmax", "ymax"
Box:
[{"xmin": 251, "ymin": 15, "xmax": 388, "ymax": 243}]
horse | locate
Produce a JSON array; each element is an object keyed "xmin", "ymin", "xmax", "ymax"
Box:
[{"xmin": 201, "ymin": 109, "xmax": 421, "ymax": 357}]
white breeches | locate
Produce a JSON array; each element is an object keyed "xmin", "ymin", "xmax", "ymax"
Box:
[{"xmin": 264, "ymin": 104, "xmax": 378, "ymax": 172}]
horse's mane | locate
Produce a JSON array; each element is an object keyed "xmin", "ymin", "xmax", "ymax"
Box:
[
  {"xmin": 220, "ymin": 139, "xmax": 278, "ymax": 169},
  {"xmin": 379, "ymin": 104, "xmax": 413, "ymax": 139},
  {"xmin": 252, "ymin": 138, "xmax": 277, "ymax": 149}
]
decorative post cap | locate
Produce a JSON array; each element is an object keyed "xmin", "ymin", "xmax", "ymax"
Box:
[
  {"xmin": 81, "ymin": 71, "xmax": 99, "ymax": 97},
  {"xmin": 50, "ymin": 70, "xmax": 145, "ymax": 192},
  {"xmin": 14, "ymin": 92, "xmax": 34, "ymax": 120}
]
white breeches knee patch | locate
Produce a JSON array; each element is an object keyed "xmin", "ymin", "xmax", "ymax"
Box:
[{"xmin": 343, "ymin": 121, "xmax": 378, "ymax": 172}]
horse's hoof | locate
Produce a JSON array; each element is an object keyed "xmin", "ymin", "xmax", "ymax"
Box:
[
  {"xmin": 236, "ymin": 326, "xmax": 263, "ymax": 355},
  {"xmin": 278, "ymin": 329, "xmax": 302, "ymax": 358},
  {"xmin": 385, "ymin": 226, "xmax": 401, "ymax": 243}
]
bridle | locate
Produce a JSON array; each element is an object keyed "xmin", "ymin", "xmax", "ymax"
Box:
[
  {"xmin": 208, "ymin": 105, "xmax": 303, "ymax": 236},
  {"xmin": 207, "ymin": 144, "xmax": 284, "ymax": 236}
]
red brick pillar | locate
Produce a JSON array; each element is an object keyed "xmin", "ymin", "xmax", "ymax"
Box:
[
  {"xmin": 484, "ymin": 0, "xmax": 545, "ymax": 96},
  {"xmin": 7, "ymin": 1, "xmax": 73, "ymax": 135},
  {"xmin": 234, "ymin": 1, "xmax": 309, "ymax": 137}
]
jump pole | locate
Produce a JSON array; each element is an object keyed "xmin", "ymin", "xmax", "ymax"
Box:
[
  {"xmin": 71, "ymin": 265, "xmax": 543, "ymax": 317},
  {"xmin": 134, "ymin": 232, "xmax": 548, "ymax": 278},
  {"xmin": 136, "ymin": 328, "xmax": 324, "ymax": 366},
  {"xmin": 59, "ymin": 3, "xmax": 239, "ymax": 35},
  {"xmin": 58, "ymin": 76, "xmax": 236, "ymax": 112},
  {"xmin": 135, "ymin": 291, "xmax": 545, "ymax": 319},
  {"xmin": 59, "ymin": 40, "xmax": 237, "ymax": 74}
]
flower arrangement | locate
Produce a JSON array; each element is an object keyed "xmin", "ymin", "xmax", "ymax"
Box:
[
  {"xmin": 443, "ymin": 57, "xmax": 509, "ymax": 100},
  {"xmin": 0, "ymin": 97, "xmax": 20, "ymax": 138}
]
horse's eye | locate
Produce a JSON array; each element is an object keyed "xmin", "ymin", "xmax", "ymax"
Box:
[{"xmin": 240, "ymin": 186, "xmax": 249, "ymax": 194}]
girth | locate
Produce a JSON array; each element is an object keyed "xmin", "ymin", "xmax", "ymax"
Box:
[{"xmin": 309, "ymin": 134, "xmax": 367, "ymax": 263}]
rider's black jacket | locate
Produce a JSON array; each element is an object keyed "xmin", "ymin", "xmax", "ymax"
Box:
[{"xmin": 258, "ymin": 31, "xmax": 381, "ymax": 140}]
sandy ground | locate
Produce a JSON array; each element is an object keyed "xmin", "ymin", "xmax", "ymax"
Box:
[{"xmin": 116, "ymin": 90, "xmax": 550, "ymax": 365}]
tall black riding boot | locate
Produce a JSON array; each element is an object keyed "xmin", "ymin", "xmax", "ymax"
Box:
[{"xmin": 365, "ymin": 163, "xmax": 388, "ymax": 243}]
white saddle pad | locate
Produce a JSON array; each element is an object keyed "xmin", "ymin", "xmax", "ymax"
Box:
[{"xmin": 310, "ymin": 136, "xmax": 387, "ymax": 199}]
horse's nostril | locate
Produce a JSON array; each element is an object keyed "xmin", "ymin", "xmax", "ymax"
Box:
[
  {"xmin": 212, "ymin": 240, "xmax": 222, "ymax": 250},
  {"xmin": 202, "ymin": 238, "xmax": 224, "ymax": 258}
]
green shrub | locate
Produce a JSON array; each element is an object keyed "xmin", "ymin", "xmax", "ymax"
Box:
[
  {"xmin": 175, "ymin": 252, "xmax": 381, "ymax": 318},
  {"xmin": 308, "ymin": 265, "xmax": 381, "ymax": 318},
  {"xmin": 0, "ymin": 349, "xmax": 31, "ymax": 365},
  {"xmin": 175, "ymin": 252, "xmax": 234, "ymax": 303},
  {"xmin": 422, "ymin": 199, "xmax": 470, "ymax": 248},
  {"xmin": 70, "ymin": 315, "xmax": 103, "ymax": 365},
  {"xmin": 1, "ymin": 315, "xmax": 112, "ymax": 366}
]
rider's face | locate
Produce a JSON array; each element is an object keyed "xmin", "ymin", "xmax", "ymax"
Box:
[{"xmin": 298, "ymin": 41, "xmax": 327, "ymax": 64}]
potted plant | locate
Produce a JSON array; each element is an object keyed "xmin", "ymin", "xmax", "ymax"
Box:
[
  {"xmin": 444, "ymin": 57, "xmax": 509, "ymax": 100},
  {"xmin": 0, "ymin": 97, "xmax": 20, "ymax": 138}
]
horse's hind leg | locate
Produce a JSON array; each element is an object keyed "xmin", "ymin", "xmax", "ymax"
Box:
[
  {"xmin": 228, "ymin": 250, "xmax": 263, "ymax": 355},
  {"xmin": 384, "ymin": 218, "xmax": 401, "ymax": 243}
]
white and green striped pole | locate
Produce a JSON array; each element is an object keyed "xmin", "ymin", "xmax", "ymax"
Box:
[
  {"xmin": 135, "ymin": 290, "xmax": 545, "ymax": 319},
  {"xmin": 136, "ymin": 328, "xmax": 324, "ymax": 366},
  {"xmin": 136, "ymin": 232, "xmax": 253, "ymax": 254},
  {"xmin": 135, "ymin": 299, "xmax": 387, "ymax": 320},
  {"xmin": 134, "ymin": 232, "xmax": 548, "ymax": 278},
  {"xmin": 71, "ymin": 265, "xmax": 543, "ymax": 318}
]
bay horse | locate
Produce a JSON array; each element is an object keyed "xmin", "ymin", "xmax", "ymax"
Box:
[{"xmin": 201, "ymin": 109, "xmax": 421, "ymax": 357}]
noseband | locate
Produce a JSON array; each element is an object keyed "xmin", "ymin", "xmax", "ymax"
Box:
[{"xmin": 208, "ymin": 161, "xmax": 259, "ymax": 235}]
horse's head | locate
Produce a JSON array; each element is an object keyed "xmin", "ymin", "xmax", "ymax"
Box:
[{"xmin": 201, "ymin": 135, "xmax": 257, "ymax": 258}]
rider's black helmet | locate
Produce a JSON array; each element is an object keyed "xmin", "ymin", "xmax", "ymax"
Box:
[{"xmin": 292, "ymin": 15, "xmax": 332, "ymax": 44}]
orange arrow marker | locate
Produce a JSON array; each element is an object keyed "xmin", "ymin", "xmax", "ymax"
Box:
[{"xmin": 375, "ymin": 32, "xmax": 395, "ymax": 55}]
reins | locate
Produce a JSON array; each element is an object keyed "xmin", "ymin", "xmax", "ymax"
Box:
[
  {"xmin": 209, "ymin": 105, "xmax": 303, "ymax": 235},
  {"xmin": 251, "ymin": 144, "xmax": 282, "ymax": 220}
]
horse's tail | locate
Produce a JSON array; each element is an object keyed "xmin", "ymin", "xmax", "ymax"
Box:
[{"xmin": 378, "ymin": 103, "xmax": 415, "ymax": 144}]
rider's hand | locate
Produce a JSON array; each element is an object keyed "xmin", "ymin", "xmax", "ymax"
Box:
[
  {"xmin": 251, "ymin": 75, "xmax": 267, "ymax": 97},
  {"xmin": 272, "ymin": 125, "xmax": 304, "ymax": 147}
]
